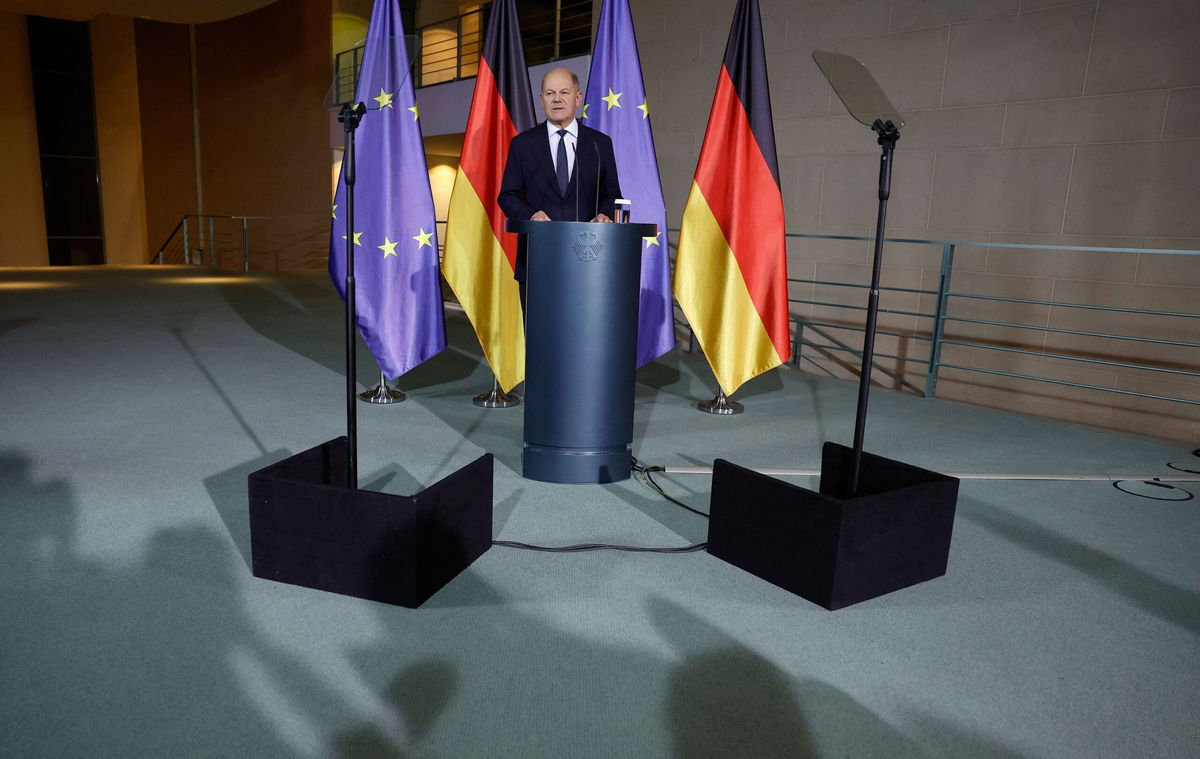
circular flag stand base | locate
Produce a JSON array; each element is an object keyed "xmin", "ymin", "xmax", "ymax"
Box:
[
  {"xmin": 698, "ymin": 391, "xmax": 743, "ymax": 415},
  {"xmin": 360, "ymin": 371, "xmax": 405, "ymax": 404},
  {"xmin": 473, "ymin": 378, "xmax": 520, "ymax": 408}
]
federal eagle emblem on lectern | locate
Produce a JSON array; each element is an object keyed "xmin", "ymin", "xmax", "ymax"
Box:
[{"xmin": 572, "ymin": 231, "xmax": 602, "ymax": 262}]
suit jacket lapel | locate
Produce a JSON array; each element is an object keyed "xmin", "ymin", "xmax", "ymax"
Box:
[{"xmin": 533, "ymin": 122, "xmax": 560, "ymax": 197}]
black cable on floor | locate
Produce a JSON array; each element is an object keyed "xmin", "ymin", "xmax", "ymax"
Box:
[
  {"xmin": 492, "ymin": 540, "xmax": 707, "ymax": 553},
  {"xmin": 1166, "ymin": 447, "xmax": 1200, "ymax": 475},
  {"xmin": 1119, "ymin": 449, "xmax": 1200, "ymax": 500},
  {"xmin": 490, "ymin": 458, "xmax": 712, "ymax": 553},
  {"xmin": 632, "ymin": 457, "xmax": 710, "ymax": 519},
  {"xmin": 1112, "ymin": 479, "xmax": 1194, "ymax": 501}
]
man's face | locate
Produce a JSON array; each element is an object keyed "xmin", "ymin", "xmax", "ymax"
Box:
[{"xmin": 540, "ymin": 70, "xmax": 582, "ymax": 128}]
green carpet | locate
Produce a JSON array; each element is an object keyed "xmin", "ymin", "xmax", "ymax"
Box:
[{"xmin": 1, "ymin": 267, "xmax": 1196, "ymax": 758}]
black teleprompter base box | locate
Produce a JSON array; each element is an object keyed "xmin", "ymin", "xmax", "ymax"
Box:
[
  {"xmin": 708, "ymin": 442, "xmax": 958, "ymax": 610},
  {"xmin": 248, "ymin": 437, "xmax": 492, "ymax": 608}
]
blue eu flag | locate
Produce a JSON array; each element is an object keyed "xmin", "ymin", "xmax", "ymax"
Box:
[
  {"xmin": 584, "ymin": 0, "xmax": 675, "ymax": 367},
  {"xmin": 329, "ymin": 0, "xmax": 445, "ymax": 380}
]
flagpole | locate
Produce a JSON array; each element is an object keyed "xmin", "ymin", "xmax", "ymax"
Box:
[
  {"xmin": 442, "ymin": 0, "xmax": 534, "ymax": 406},
  {"xmin": 339, "ymin": 101, "xmax": 366, "ymax": 490}
]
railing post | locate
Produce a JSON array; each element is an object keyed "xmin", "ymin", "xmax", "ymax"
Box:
[
  {"xmin": 791, "ymin": 319, "xmax": 802, "ymax": 368},
  {"xmin": 241, "ymin": 217, "xmax": 250, "ymax": 272},
  {"xmin": 183, "ymin": 216, "xmax": 191, "ymax": 265},
  {"xmin": 554, "ymin": 0, "xmax": 562, "ymax": 60},
  {"xmin": 208, "ymin": 216, "xmax": 216, "ymax": 267},
  {"xmin": 456, "ymin": 15, "xmax": 463, "ymax": 80},
  {"xmin": 196, "ymin": 213, "xmax": 204, "ymax": 264},
  {"xmin": 412, "ymin": 36, "xmax": 420, "ymax": 87},
  {"xmin": 925, "ymin": 243, "xmax": 955, "ymax": 398}
]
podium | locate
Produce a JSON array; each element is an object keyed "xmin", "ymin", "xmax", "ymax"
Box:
[{"xmin": 508, "ymin": 220, "xmax": 656, "ymax": 484}]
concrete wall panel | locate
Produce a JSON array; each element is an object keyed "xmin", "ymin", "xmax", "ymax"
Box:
[
  {"xmin": 1086, "ymin": 0, "xmax": 1200, "ymax": 94},
  {"xmin": 1063, "ymin": 140, "xmax": 1200, "ymax": 238},
  {"xmin": 928, "ymin": 146, "xmax": 1073, "ymax": 233},
  {"xmin": 942, "ymin": 3, "xmax": 1093, "ymax": 106}
]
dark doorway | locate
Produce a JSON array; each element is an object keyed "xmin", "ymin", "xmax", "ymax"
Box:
[{"xmin": 27, "ymin": 15, "xmax": 105, "ymax": 266}]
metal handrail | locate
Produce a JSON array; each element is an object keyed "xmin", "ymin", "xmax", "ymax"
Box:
[
  {"xmin": 784, "ymin": 231, "xmax": 1199, "ymax": 256},
  {"xmin": 798, "ymin": 320, "xmax": 932, "ymax": 343},
  {"xmin": 332, "ymin": 2, "xmax": 593, "ymax": 90},
  {"xmin": 939, "ymin": 316, "xmax": 1200, "ymax": 348},
  {"xmin": 154, "ymin": 214, "xmax": 1198, "ymax": 412},
  {"xmin": 791, "ymin": 278, "xmax": 937, "ymax": 296},
  {"xmin": 793, "ymin": 233, "xmax": 1200, "ymax": 404},
  {"xmin": 947, "ymin": 292, "xmax": 1200, "ymax": 318},
  {"xmin": 938, "ymin": 339, "xmax": 1198, "ymax": 377},
  {"xmin": 794, "ymin": 320, "xmax": 924, "ymax": 395},
  {"xmin": 665, "ymin": 229, "xmax": 1200, "ymax": 409},
  {"xmin": 152, "ymin": 216, "xmax": 188, "ymax": 264},
  {"xmin": 153, "ymin": 213, "xmax": 327, "ymax": 271},
  {"xmin": 410, "ymin": 0, "xmax": 592, "ymax": 88},
  {"xmin": 794, "ymin": 300, "xmax": 931, "ymax": 319}
]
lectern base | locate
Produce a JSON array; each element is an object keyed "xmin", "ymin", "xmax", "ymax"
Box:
[{"xmin": 522, "ymin": 443, "xmax": 631, "ymax": 484}]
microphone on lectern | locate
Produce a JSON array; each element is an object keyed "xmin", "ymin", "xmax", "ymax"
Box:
[
  {"xmin": 593, "ymin": 141, "xmax": 601, "ymax": 222},
  {"xmin": 572, "ymin": 141, "xmax": 580, "ymax": 222}
]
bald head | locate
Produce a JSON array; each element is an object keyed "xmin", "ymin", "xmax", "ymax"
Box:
[
  {"xmin": 541, "ymin": 67, "xmax": 580, "ymax": 91},
  {"xmin": 539, "ymin": 68, "xmax": 583, "ymax": 128}
]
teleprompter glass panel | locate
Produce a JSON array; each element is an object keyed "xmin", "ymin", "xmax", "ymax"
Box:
[{"xmin": 812, "ymin": 51, "xmax": 905, "ymax": 128}]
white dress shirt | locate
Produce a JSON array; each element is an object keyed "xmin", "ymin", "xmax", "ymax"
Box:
[{"xmin": 546, "ymin": 119, "xmax": 578, "ymax": 180}]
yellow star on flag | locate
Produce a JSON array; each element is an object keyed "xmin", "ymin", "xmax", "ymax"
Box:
[
  {"xmin": 637, "ymin": 100, "xmax": 650, "ymax": 119},
  {"xmin": 378, "ymin": 237, "xmax": 399, "ymax": 258},
  {"xmin": 412, "ymin": 228, "xmax": 433, "ymax": 248},
  {"xmin": 601, "ymin": 88, "xmax": 623, "ymax": 110},
  {"xmin": 373, "ymin": 88, "xmax": 394, "ymax": 109},
  {"xmin": 341, "ymin": 231, "xmax": 363, "ymax": 246},
  {"xmin": 408, "ymin": 103, "xmax": 419, "ymax": 120},
  {"xmin": 643, "ymin": 234, "xmax": 661, "ymax": 248},
  {"xmin": 581, "ymin": 103, "xmax": 590, "ymax": 120},
  {"xmin": 332, "ymin": 204, "xmax": 338, "ymax": 219}
]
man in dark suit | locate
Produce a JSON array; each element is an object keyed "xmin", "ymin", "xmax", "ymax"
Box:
[{"xmin": 498, "ymin": 67, "xmax": 622, "ymax": 289}]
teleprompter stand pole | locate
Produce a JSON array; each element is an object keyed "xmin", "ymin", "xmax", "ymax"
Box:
[
  {"xmin": 338, "ymin": 101, "xmax": 366, "ymax": 489},
  {"xmin": 848, "ymin": 118, "xmax": 900, "ymax": 496},
  {"xmin": 245, "ymin": 35, "xmax": 494, "ymax": 611}
]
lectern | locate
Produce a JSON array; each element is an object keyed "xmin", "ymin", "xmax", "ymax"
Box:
[{"xmin": 508, "ymin": 220, "xmax": 656, "ymax": 484}]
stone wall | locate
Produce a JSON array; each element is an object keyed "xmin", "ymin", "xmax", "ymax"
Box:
[{"xmin": 632, "ymin": 0, "xmax": 1200, "ymax": 443}]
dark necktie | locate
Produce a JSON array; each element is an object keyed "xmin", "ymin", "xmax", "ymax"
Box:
[{"xmin": 555, "ymin": 129, "xmax": 569, "ymax": 195}]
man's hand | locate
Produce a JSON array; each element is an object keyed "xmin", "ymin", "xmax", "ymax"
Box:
[
  {"xmin": 591, "ymin": 213, "xmax": 613, "ymax": 223},
  {"xmin": 531, "ymin": 210, "xmax": 551, "ymax": 221}
]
